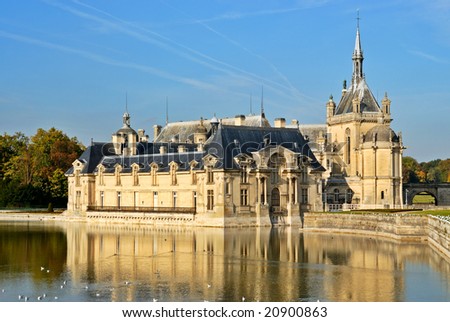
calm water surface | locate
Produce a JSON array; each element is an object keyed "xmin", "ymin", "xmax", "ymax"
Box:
[{"xmin": 0, "ymin": 220, "xmax": 449, "ymax": 302}]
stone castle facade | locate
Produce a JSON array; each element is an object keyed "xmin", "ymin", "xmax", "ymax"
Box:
[{"xmin": 65, "ymin": 24, "xmax": 404, "ymax": 225}]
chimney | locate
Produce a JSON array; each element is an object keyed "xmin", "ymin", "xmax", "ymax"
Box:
[
  {"xmin": 274, "ymin": 118, "xmax": 286, "ymax": 128},
  {"xmin": 138, "ymin": 129, "xmax": 149, "ymax": 142},
  {"xmin": 153, "ymin": 125, "xmax": 162, "ymax": 142},
  {"xmin": 235, "ymin": 114, "xmax": 246, "ymax": 126}
]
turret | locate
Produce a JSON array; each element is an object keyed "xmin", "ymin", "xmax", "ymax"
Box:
[{"xmin": 326, "ymin": 95, "xmax": 336, "ymax": 119}]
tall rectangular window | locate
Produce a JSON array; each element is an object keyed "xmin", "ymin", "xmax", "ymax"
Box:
[
  {"xmin": 240, "ymin": 166, "xmax": 248, "ymax": 183},
  {"xmin": 301, "ymin": 188, "xmax": 308, "ymax": 204},
  {"xmin": 173, "ymin": 191, "xmax": 177, "ymax": 208},
  {"xmin": 100, "ymin": 191, "xmax": 104, "ymax": 208},
  {"xmin": 193, "ymin": 191, "xmax": 197, "ymax": 208},
  {"xmin": 207, "ymin": 189, "xmax": 214, "ymax": 210},
  {"xmin": 207, "ymin": 168, "xmax": 214, "ymax": 184},
  {"xmin": 240, "ymin": 189, "xmax": 248, "ymax": 206},
  {"xmin": 117, "ymin": 192, "xmax": 121, "ymax": 209},
  {"xmin": 75, "ymin": 191, "xmax": 81, "ymax": 209},
  {"xmin": 153, "ymin": 191, "xmax": 158, "ymax": 208}
]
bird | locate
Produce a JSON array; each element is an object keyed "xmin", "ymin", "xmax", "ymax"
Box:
[
  {"xmin": 153, "ymin": 298, "xmax": 158, "ymax": 302},
  {"xmin": 1, "ymin": 289, "xmax": 4, "ymax": 293},
  {"xmin": 84, "ymin": 286, "xmax": 89, "ymax": 290},
  {"xmin": 24, "ymin": 296, "xmax": 29, "ymax": 302},
  {"xmin": 242, "ymin": 296, "xmax": 245, "ymax": 302},
  {"xmin": 207, "ymin": 284, "xmax": 211, "ymax": 288},
  {"xmin": 40, "ymin": 267, "xmax": 45, "ymax": 271},
  {"xmin": 54, "ymin": 296, "xmax": 58, "ymax": 300},
  {"xmin": 124, "ymin": 281, "xmax": 130, "ymax": 285},
  {"xmin": 42, "ymin": 293, "xmax": 46, "ymax": 298},
  {"xmin": 46, "ymin": 270, "xmax": 50, "ymax": 273},
  {"xmin": 37, "ymin": 296, "xmax": 42, "ymax": 301},
  {"xmin": 63, "ymin": 280, "xmax": 67, "ymax": 285},
  {"xmin": 60, "ymin": 285, "xmax": 64, "ymax": 289},
  {"xmin": 18, "ymin": 295, "xmax": 22, "ymax": 300},
  {"xmin": 96, "ymin": 293, "xmax": 100, "ymax": 297}
]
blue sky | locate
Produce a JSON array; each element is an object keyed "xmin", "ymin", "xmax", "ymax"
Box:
[{"xmin": 0, "ymin": 0, "xmax": 449, "ymax": 162}]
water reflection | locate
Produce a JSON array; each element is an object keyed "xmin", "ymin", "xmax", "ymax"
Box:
[{"xmin": 0, "ymin": 221, "xmax": 449, "ymax": 302}]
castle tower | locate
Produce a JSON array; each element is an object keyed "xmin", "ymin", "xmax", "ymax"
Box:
[
  {"xmin": 112, "ymin": 111, "xmax": 138, "ymax": 156},
  {"xmin": 324, "ymin": 18, "xmax": 403, "ymax": 208}
]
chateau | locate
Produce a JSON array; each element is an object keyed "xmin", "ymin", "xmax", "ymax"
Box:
[{"xmin": 65, "ymin": 24, "xmax": 404, "ymax": 226}]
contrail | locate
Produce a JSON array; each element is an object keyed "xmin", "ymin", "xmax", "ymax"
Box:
[{"xmin": 45, "ymin": 0, "xmax": 304, "ymax": 100}]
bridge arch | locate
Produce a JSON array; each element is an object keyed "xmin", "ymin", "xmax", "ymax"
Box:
[{"xmin": 402, "ymin": 183, "xmax": 450, "ymax": 206}]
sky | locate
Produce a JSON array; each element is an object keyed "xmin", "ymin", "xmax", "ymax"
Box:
[{"xmin": 0, "ymin": 0, "xmax": 449, "ymax": 162}]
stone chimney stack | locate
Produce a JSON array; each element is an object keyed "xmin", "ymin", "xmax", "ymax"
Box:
[{"xmin": 274, "ymin": 118, "xmax": 286, "ymax": 128}]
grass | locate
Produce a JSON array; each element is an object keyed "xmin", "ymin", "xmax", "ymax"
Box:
[{"xmin": 412, "ymin": 193, "xmax": 436, "ymax": 204}]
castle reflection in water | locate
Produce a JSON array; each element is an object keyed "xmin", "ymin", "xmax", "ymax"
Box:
[
  {"xmin": 1, "ymin": 221, "xmax": 449, "ymax": 301},
  {"xmin": 60, "ymin": 223, "xmax": 450, "ymax": 301}
]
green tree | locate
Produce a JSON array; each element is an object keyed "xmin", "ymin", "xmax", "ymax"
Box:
[{"xmin": 402, "ymin": 156, "xmax": 421, "ymax": 183}]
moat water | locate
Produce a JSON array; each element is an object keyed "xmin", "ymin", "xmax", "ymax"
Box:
[{"xmin": 0, "ymin": 220, "xmax": 449, "ymax": 302}]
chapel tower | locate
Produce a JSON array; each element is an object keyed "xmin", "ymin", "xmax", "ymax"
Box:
[{"xmin": 324, "ymin": 19, "xmax": 403, "ymax": 208}]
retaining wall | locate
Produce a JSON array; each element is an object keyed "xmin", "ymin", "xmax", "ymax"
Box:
[{"xmin": 302, "ymin": 212, "xmax": 449, "ymax": 259}]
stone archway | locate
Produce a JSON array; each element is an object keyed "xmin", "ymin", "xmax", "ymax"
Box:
[{"xmin": 411, "ymin": 191, "xmax": 437, "ymax": 206}]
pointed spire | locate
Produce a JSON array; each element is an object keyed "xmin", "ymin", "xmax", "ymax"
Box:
[
  {"xmin": 352, "ymin": 10, "xmax": 364, "ymax": 86},
  {"xmin": 250, "ymin": 92, "xmax": 253, "ymax": 115},
  {"xmin": 260, "ymin": 86, "xmax": 265, "ymax": 127}
]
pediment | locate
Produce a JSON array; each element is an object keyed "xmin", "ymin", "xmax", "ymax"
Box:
[{"xmin": 202, "ymin": 153, "xmax": 219, "ymax": 167}]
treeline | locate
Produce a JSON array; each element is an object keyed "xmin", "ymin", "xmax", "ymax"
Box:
[
  {"xmin": 0, "ymin": 128, "xmax": 85, "ymax": 208},
  {"xmin": 403, "ymin": 156, "xmax": 450, "ymax": 183}
]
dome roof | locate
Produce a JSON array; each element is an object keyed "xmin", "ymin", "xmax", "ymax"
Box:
[
  {"xmin": 363, "ymin": 125, "xmax": 399, "ymax": 143},
  {"xmin": 116, "ymin": 125, "xmax": 137, "ymax": 136}
]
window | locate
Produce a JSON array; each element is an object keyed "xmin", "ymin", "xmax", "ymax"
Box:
[
  {"xmin": 225, "ymin": 181, "xmax": 230, "ymax": 195},
  {"xmin": 334, "ymin": 189, "xmax": 339, "ymax": 203},
  {"xmin": 75, "ymin": 170, "xmax": 81, "ymax": 186},
  {"xmin": 345, "ymin": 128, "xmax": 351, "ymax": 165},
  {"xmin": 301, "ymin": 188, "xmax": 308, "ymax": 204},
  {"xmin": 240, "ymin": 189, "xmax": 248, "ymax": 206},
  {"xmin": 117, "ymin": 192, "xmax": 121, "ymax": 209},
  {"xmin": 206, "ymin": 167, "xmax": 214, "ymax": 184},
  {"xmin": 381, "ymin": 191, "xmax": 385, "ymax": 200},
  {"xmin": 193, "ymin": 191, "xmax": 197, "ymax": 208},
  {"xmin": 153, "ymin": 191, "xmax": 158, "ymax": 208},
  {"xmin": 207, "ymin": 189, "xmax": 214, "ymax": 210},
  {"xmin": 240, "ymin": 166, "xmax": 248, "ymax": 183},
  {"xmin": 346, "ymin": 189, "xmax": 353, "ymax": 203},
  {"xmin": 75, "ymin": 191, "xmax": 81, "ymax": 209},
  {"xmin": 173, "ymin": 192, "xmax": 177, "ymax": 207},
  {"xmin": 100, "ymin": 191, "xmax": 104, "ymax": 208}
]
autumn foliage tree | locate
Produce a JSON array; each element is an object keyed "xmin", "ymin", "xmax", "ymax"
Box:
[
  {"xmin": 0, "ymin": 128, "xmax": 84, "ymax": 208},
  {"xmin": 402, "ymin": 156, "xmax": 450, "ymax": 184}
]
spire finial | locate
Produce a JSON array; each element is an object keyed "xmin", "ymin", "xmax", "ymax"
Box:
[
  {"xmin": 125, "ymin": 92, "xmax": 128, "ymax": 114},
  {"xmin": 260, "ymin": 86, "xmax": 265, "ymax": 127},
  {"xmin": 357, "ymin": 9, "xmax": 360, "ymax": 29},
  {"xmin": 165, "ymin": 96, "xmax": 169, "ymax": 125}
]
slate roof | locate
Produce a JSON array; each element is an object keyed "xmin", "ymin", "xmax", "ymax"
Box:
[
  {"xmin": 155, "ymin": 114, "xmax": 271, "ymax": 143},
  {"xmin": 334, "ymin": 78, "xmax": 382, "ymax": 115},
  {"xmin": 207, "ymin": 125, "xmax": 324, "ymax": 171},
  {"xmin": 66, "ymin": 123, "xmax": 324, "ymax": 175}
]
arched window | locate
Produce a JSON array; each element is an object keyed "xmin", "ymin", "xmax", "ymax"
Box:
[{"xmin": 345, "ymin": 128, "xmax": 351, "ymax": 165}]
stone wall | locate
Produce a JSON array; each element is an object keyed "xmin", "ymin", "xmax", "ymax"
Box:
[
  {"xmin": 302, "ymin": 212, "xmax": 449, "ymax": 260},
  {"xmin": 427, "ymin": 216, "xmax": 450, "ymax": 259}
]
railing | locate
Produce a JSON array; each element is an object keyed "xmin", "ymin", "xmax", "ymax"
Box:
[
  {"xmin": 87, "ymin": 205, "xmax": 196, "ymax": 214},
  {"xmin": 327, "ymin": 204, "xmax": 405, "ymax": 212}
]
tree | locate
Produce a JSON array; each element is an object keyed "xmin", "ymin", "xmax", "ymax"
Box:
[
  {"xmin": 0, "ymin": 128, "xmax": 84, "ymax": 208},
  {"xmin": 402, "ymin": 156, "xmax": 421, "ymax": 183}
]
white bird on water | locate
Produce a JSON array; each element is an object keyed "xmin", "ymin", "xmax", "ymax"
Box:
[
  {"xmin": 242, "ymin": 296, "xmax": 245, "ymax": 302},
  {"xmin": 207, "ymin": 284, "xmax": 211, "ymax": 288},
  {"xmin": 40, "ymin": 267, "xmax": 45, "ymax": 271}
]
